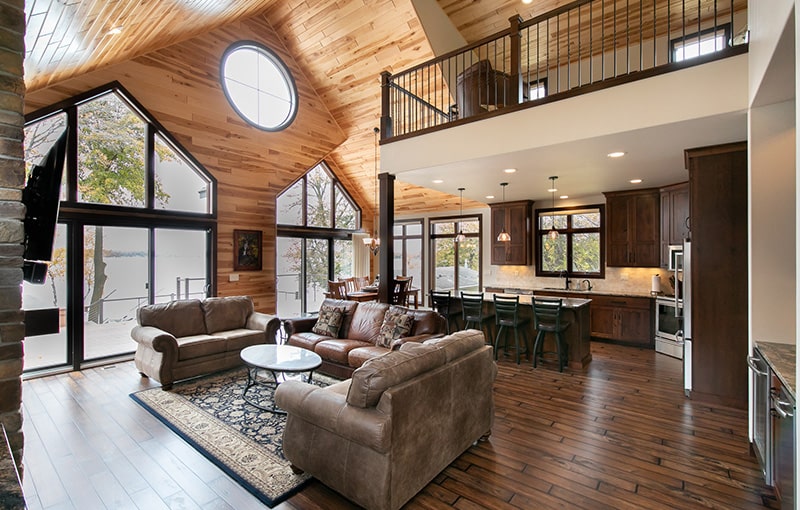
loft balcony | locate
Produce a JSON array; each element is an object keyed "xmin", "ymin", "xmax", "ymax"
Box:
[{"xmin": 379, "ymin": 0, "xmax": 748, "ymax": 143}]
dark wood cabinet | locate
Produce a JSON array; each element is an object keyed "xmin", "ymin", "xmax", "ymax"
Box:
[
  {"xmin": 536, "ymin": 291, "xmax": 653, "ymax": 346},
  {"xmin": 771, "ymin": 372, "xmax": 795, "ymax": 508},
  {"xmin": 659, "ymin": 182, "xmax": 689, "ymax": 267},
  {"xmin": 687, "ymin": 142, "xmax": 748, "ymax": 409},
  {"xmin": 604, "ymin": 189, "xmax": 660, "ymax": 267},
  {"xmin": 490, "ymin": 200, "xmax": 532, "ymax": 265}
]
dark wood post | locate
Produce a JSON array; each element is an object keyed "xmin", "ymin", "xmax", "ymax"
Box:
[
  {"xmin": 377, "ymin": 172, "xmax": 395, "ymax": 303},
  {"xmin": 380, "ymin": 71, "xmax": 392, "ymax": 139},
  {"xmin": 509, "ymin": 15, "xmax": 523, "ymax": 105}
]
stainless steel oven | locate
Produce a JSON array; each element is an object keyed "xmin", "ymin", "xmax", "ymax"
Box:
[{"xmin": 655, "ymin": 295, "xmax": 683, "ymax": 359}]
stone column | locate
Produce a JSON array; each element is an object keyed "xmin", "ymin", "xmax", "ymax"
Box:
[{"xmin": 0, "ymin": 0, "xmax": 27, "ymax": 475}]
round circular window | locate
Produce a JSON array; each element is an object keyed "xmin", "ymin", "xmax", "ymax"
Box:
[{"xmin": 221, "ymin": 42, "xmax": 298, "ymax": 131}]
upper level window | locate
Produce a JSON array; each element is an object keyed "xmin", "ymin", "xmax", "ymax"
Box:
[
  {"xmin": 221, "ymin": 42, "xmax": 298, "ymax": 131},
  {"xmin": 672, "ymin": 24, "xmax": 731, "ymax": 63},
  {"xmin": 25, "ymin": 87, "xmax": 213, "ymax": 215},
  {"xmin": 277, "ymin": 162, "xmax": 359, "ymax": 230},
  {"xmin": 536, "ymin": 206, "xmax": 604, "ymax": 278}
]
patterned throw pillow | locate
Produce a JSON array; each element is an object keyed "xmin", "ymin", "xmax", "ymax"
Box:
[
  {"xmin": 376, "ymin": 308, "xmax": 414, "ymax": 348},
  {"xmin": 312, "ymin": 305, "xmax": 344, "ymax": 337}
]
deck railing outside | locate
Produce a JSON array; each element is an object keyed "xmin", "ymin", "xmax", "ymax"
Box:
[{"xmin": 381, "ymin": 0, "xmax": 748, "ymax": 140}]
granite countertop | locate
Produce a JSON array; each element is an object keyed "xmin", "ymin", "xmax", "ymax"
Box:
[
  {"xmin": 488, "ymin": 293, "xmax": 591, "ymax": 309},
  {"xmin": 756, "ymin": 340, "xmax": 796, "ymax": 398},
  {"xmin": 491, "ymin": 287, "xmax": 656, "ymax": 299}
]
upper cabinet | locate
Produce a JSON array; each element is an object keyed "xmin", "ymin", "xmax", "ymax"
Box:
[
  {"xmin": 490, "ymin": 200, "xmax": 532, "ymax": 265},
  {"xmin": 659, "ymin": 182, "xmax": 690, "ymax": 267},
  {"xmin": 604, "ymin": 189, "xmax": 660, "ymax": 267}
]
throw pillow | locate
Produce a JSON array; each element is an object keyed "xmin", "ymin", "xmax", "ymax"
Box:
[
  {"xmin": 312, "ymin": 305, "xmax": 344, "ymax": 337},
  {"xmin": 376, "ymin": 308, "xmax": 414, "ymax": 347}
]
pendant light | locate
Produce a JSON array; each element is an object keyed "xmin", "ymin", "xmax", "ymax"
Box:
[
  {"xmin": 547, "ymin": 176, "xmax": 559, "ymax": 240},
  {"xmin": 363, "ymin": 127, "xmax": 380, "ymax": 255},
  {"xmin": 455, "ymin": 187, "xmax": 466, "ymax": 243},
  {"xmin": 497, "ymin": 182, "xmax": 511, "ymax": 242}
]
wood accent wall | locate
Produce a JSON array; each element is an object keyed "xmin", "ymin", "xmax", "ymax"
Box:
[{"xmin": 24, "ymin": 16, "xmax": 345, "ymax": 313}]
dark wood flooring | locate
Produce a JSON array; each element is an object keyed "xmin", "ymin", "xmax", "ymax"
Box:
[{"xmin": 21, "ymin": 343, "xmax": 776, "ymax": 509}]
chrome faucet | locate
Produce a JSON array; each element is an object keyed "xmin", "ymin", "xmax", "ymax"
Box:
[
  {"xmin": 562, "ymin": 272, "xmax": 571, "ymax": 290},
  {"xmin": 582, "ymin": 279, "xmax": 593, "ymax": 291}
]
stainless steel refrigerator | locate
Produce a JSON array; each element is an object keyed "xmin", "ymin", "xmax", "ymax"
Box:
[{"xmin": 682, "ymin": 238, "xmax": 692, "ymax": 396}]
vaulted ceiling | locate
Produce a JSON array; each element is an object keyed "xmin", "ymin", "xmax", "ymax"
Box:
[{"xmin": 24, "ymin": 0, "xmax": 560, "ymax": 214}]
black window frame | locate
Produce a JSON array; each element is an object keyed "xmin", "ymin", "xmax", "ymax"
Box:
[
  {"xmin": 428, "ymin": 214, "xmax": 483, "ymax": 292},
  {"xmin": 535, "ymin": 204, "xmax": 605, "ymax": 279},
  {"xmin": 670, "ymin": 23, "xmax": 732, "ymax": 63}
]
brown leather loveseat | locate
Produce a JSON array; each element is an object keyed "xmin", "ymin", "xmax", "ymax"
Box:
[
  {"xmin": 275, "ymin": 329, "xmax": 496, "ymax": 510},
  {"xmin": 283, "ymin": 298, "xmax": 446, "ymax": 379},
  {"xmin": 132, "ymin": 296, "xmax": 280, "ymax": 389}
]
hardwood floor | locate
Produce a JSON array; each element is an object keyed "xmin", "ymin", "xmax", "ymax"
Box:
[{"xmin": 21, "ymin": 343, "xmax": 776, "ymax": 509}]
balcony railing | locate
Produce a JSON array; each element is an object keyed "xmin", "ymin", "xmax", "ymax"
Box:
[{"xmin": 380, "ymin": 0, "xmax": 748, "ymax": 141}]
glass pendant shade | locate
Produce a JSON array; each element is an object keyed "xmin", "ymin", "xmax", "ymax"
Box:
[
  {"xmin": 364, "ymin": 127, "xmax": 380, "ymax": 255},
  {"xmin": 547, "ymin": 176, "xmax": 559, "ymax": 240},
  {"xmin": 455, "ymin": 187, "xmax": 466, "ymax": 243},
  {"xmin": 497, "ymin": 182, "xmax": 511, "ymax": 242}
]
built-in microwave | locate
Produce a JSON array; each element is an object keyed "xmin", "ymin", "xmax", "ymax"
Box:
[
  {"xmin": 667, "ymin": 245, "xmax": 683, "ymax": 271},
  {"xmin": 655, "ymin": 296, "xmax": 684, "ymax": 359}
]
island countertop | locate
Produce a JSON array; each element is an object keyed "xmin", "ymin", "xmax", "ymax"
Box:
[
  {"xmin": 756, "ymin": 340, "xmax": 796, "ymax": 398},
  {"xmin": 486, "ymin": 286, "xmax": 656, "ymax": 300},
  {"xmin": 490, "ymin": 293, "xmax": 591, "ymax": 309}
]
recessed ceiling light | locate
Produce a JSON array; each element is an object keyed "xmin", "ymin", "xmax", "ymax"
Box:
[
  {"xmin": 503, "ymin": 168, "xmax": 516, "ymax": 173},
  {"xmin": 560, "ymin": 195, "xmax": 569, "ymax": 199},
  {"xmin": 630, "ymin": 179, "xmax": 643, "ymax": 184},
  {"xmin": 107, "ymin": 26, "xmax": 123, "ymax": 35},
  {"xmin": 547, "ymin": 187, "xmax": 557, "ymax": 193},
  {"xmin": 607, "ymin": 151, "xmax": 626, "ymax": 158},
  {"xmin": 485, "ymin": 195, "xmax": 495, "ymax": 199},
  {"xmin": 522, "ymin": 0, "xmax": 533, "ymax": 4},
  {"xmin": 432, "ymin": 179, "xmax": 444, "ymax": 184}
]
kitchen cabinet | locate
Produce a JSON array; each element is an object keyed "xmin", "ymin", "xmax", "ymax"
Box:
[
  {"xmin": 771, "ymin": 372, "xmax": 795, "ymax": 508},
  {"xmin": 604, "ymin": 189, "xmax": 660, "ymax": 267},
  {"xmin": 490, "ymin": 200, "xmax": 532, "ymax": 265},
  {"xmin": 747, "ymin": 347, "xmax": 772, "ymax": 484},
  {"xmin": 536, "ymin": 291, "xmax": 654, "ymax": 346},
  {"xmin": 659, "ymin": 182, "xmax": 689, "ymax": 268},
  {"xmin": 686, "ymin": 142, "xmax": 748, "ymax": 409}
]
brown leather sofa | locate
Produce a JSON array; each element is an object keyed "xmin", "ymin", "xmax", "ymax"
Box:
[
  {"xmin": 283, "ymin": 298, "xmax": 447, "ymax": 379},
  {"xmin": 131, "ymin": 296, "xmax": 280, "ymax": 389},
  {"xmin": 275, "ymin": 329, "xmax": 496, "ymax": 510}
]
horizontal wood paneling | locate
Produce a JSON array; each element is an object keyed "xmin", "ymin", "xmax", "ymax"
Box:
[{"xmin": 24, "ymin": 16, "xmax": 345, "ymax": 313}]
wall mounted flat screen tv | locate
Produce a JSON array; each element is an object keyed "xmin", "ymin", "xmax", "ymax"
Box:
[{"xmin": 22, "ymin": 128, "xmax": 67, "ymax": 284}]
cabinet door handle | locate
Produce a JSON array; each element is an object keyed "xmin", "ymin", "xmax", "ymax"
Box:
[
  {"xmin": 746, "ymin": 356, "xmax": 768, "ymax": 376},
  {"xmin": 774, "ymin": 401, "xmax": 794, "ymax": 418}
]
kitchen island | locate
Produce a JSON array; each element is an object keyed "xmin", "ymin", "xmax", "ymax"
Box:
[{"xmin": 454, "ymin": 293, "xmax": 592, "ymax": 369}]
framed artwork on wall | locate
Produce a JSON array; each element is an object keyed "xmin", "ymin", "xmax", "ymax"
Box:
[{"xmin": 233, "ymin": 229, "xmax": 262, "ymax": 271}]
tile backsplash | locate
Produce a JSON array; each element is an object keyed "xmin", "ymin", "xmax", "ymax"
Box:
[{"xmin": 486, "ymin": 265, "xmax": 674, "ymax": 295}]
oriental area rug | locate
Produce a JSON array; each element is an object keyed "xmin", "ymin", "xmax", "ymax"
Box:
[{"xmin": 130, "ymin": 367, "xmax": 338, "ymax": 507}]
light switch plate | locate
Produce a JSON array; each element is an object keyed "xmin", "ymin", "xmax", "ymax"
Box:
[{"xmin": 229, "ymin": 273, "xmax": 239, "ymax": 282}]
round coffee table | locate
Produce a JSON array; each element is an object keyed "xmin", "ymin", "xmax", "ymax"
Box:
[{"xmin": 240, "ymin": 344, "xmax": 322, "ymax": 413}]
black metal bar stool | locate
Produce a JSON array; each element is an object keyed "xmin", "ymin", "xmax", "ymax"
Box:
[
  {"xmin": 429, "ymin": 289, "xmax": 461, "ymax": 334},
  {"xmin": 460, "ymin": 292, "xmax": 494, "ymax": 342},
  {"xmin": 532, "ymin": 297, "xmax": 570, "ymax": 372},
  {"xmin": 492, "ymin": 294, "xmax": 529, "ymax": 364}
]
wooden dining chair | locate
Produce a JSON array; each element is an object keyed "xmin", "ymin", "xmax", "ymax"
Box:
[
  {"xmin": 395, "ymin": 276, "xmax": 413, "ymax": 306},
  {"xmin": 355, "ymin": 276, "xmax": 370, "ymax": 290},
  {"xmin": 342, "ymin": 277, "xmax": 357, "ymax": 294},
  {"xmin": 392, "ymin": 278, "xmax": 411, "ymax": 306},
  {"xmin": 327, "ymin": 280, "xmax": 348, "ymax": 300}
]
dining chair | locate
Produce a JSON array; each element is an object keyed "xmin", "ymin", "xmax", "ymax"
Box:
[
  {"xmin": 460, "ymin": 292, "xmax": 494, "ymax": 342},
  {"xmin": 429, "ymin": 289, "xmax": 461, "ymax": 334},
  {"xmin": 392, "ymin": 278, "xmax": 411, "ymax": 306},
  {"xmin": 327, "ymin": 280, "xmax": 348, "ymax": 300},
  {"xmin": 342, "ymin": 277, "xmax": 357, "ymax": 294},
  {"xmin": 531, "ymin": 297, "xmax": 570, "ymax": 372},
  {"xmin": 493, "ymin": 294, "xmax": 530, "ymax": 364},
  {"xmin": 355, "ymin": 276, "xmax": 370, "ymax": 290}
]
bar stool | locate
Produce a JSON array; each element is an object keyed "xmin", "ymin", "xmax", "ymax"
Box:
[
  {"xmin": 429, "ymin": 290, "xmax": 461, "ymax": 334},
  {"xmin": 460, "ymin": 292, "xmax": 494, "ymax": 342},
  {"xmin": 492, "ymin": 294, "xmax": 529, "ymax": 364},
  {"xmin": 531, "ymin": 297, "xmax": 569, "ymax": 372}
]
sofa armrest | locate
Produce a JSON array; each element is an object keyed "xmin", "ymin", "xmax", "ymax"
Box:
[
  {"xmin": 246, "ymin": 312, "xmax": 280, "ymax": 343},
  {"xmin": 131, "ymin": 325, "xmax": 178, "ymax": 355},
  {"xmin": 275, "ymin": 381, "xmax": 391, "ymax": 453},
  {"xmin": 390, "ymin": 333, "xmax": 444, "ymax": 350},
  {"xmin": 283, "ymin": 317, "xmax": 318, "ymax": 336}
]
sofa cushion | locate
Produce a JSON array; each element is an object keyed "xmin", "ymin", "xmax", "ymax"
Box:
[
  {"xmin": 346, "ymin": 343, "xmax": 447, "ymax": 408},
  {"xmin": 423, "ymin": 329, "xmax": 486, "ymax": 362},
  {"xmin": 223, "ymin": 329, "xmax": 268, "ymax": 352},
  {"xmin": 202, "ymin": 296, "xmax": 254, "ymax": 333},
  {"xmin": 407, "ymin": 307, "xmax": 444, "ymax": 336},
  {"xmin": 347, "ymin": 302, "xmax": 390, "ymax": 342},
  {"xmin": 314, "ymin": 339, "xmax": 372, "ymax": 365},
  {"xmin": 376, "ymin": 307, "xmax": 414, "ymax": 347},
  {"xmin": 138, "ymin": 299, "xmax": 206, "ymax": 338},
  {"xmin": 347, "ymin": 345, "xmax": 391, "ymax": 368},
  {"xmin": 312, "ymin": 305, "xmax": 344, "ymax": 337},
  {"xmin": 287, "ymin": 332, "xmax": 333, "ymax": 352},
  {"xmin": 176, "ymin": 334, "xmax": 228, "ymax": 360}
]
